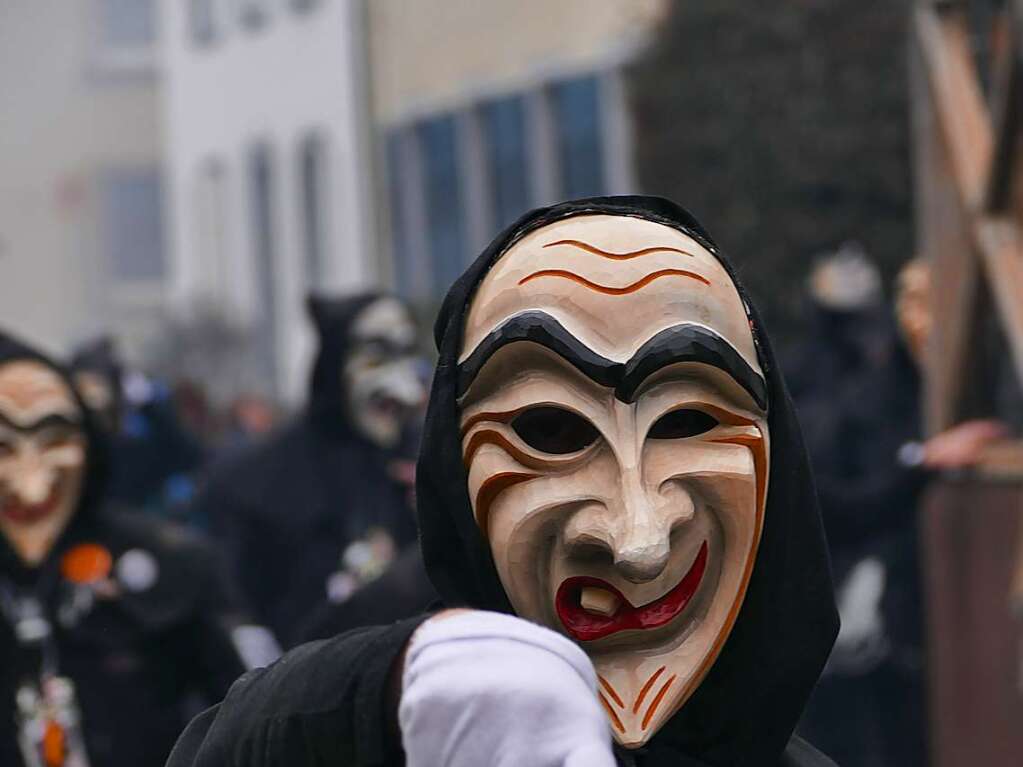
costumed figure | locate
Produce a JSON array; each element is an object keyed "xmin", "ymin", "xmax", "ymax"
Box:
[
  {"xmin": 193, "ymin": 294, "xmax": 430, "ymax": 645},
  {"xmin": 795, "ymin": 255, "xmax": 1009, "ymax": 766},
  {"xmin": 169, "ymin": 197, "xmax": 839, "ymax": 767},
  {"xmin": 69, "ymin": 337, "xmax": 204, "ymax": 518},
  {"xmin": 789, "ymin": 250, "xmax": 928, "ymax": 765},
  {"xmin": 0, "ymin": 331, "xmax": 268, "ymax": 767}
]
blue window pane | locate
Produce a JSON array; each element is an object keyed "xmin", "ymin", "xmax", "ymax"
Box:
[
  {"xmin": 482, "ymin": 96, "xmax": 530, "ymax": 229},
  {"xmin": 100, "ymin": 0, "xmax": 156, "ymax": 47},
  {"xmin": 418, "ymin": 116, "xmax": 466, "ymax": 292},
  {"xmin": 101, "ymin": 169, "xmax": 165, "ymax": 281},
  {"xmin": 552, "ymin": 76, "xmax": 606, "ymax": 199},
  {"xmin": 386, "ymin": 131, "xmax": 426, "ymax": 298}
]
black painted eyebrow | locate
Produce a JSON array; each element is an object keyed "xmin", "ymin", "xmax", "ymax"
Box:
[
  {"xmin": 458, "ymin": 311, "xmax": 619, "ymax": 395},
  {"xmin": 0, "ymin": 412, "xmax": 81, "ymax": 434},
  {"xmin": 620, "ymin": 324, "xmax": 767, "ymax": 409},
  {"xmin": 457, "ymin": 311, "xmax": 767, "ymax": 410}
]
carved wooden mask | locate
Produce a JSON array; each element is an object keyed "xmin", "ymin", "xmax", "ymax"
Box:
[
  {"xmin": 0, "ymin": 360, "xmax": 86, "ymax": 565},
  {"xmin": 457, "ymin": 214, "xmax": 769, "ymax": 746},
  {"xmin": 342, "ymin": 298, "xmax": 425, "ymax": 449}
]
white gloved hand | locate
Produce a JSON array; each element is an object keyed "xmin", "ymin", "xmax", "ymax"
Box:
[{"xmin": 399, "ymin": 610, "xmax": 617, "ymax": 767}]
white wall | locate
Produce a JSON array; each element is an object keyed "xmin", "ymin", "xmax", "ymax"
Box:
[
  {"xmin": 0, "ymin": 0, "xmax": 162, "ymax": 360},
  {"xmin": 161, "ymin": 0, "xmax": 375, "ymax": 402},
  {"xmin": 369, "ymin": 0, "xmax": 666, "ymax": 125}
]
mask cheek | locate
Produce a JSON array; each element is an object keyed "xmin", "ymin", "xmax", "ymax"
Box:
[
  {"xmin": 46, "ymin": 442, "xmax": 86, "ymax": 470},
  {"xmin": 647, "ymin": 439, "xmax": 758, "ymax": 541},
  {"xmin": 468, "ymin": 444, "xmax": 615, "ymax": 628}
]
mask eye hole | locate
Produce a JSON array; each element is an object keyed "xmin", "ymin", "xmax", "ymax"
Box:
[
  {"xmin": 41, "ymin": 432, "xmax": 78, "ymax": 450},
  {"xmin": 648, "ymin": 408, "xmax": 719, "ymax": 440},
  {"xmin": 511, "ymin": 407, "xmax": 600, "ymax": 455}
]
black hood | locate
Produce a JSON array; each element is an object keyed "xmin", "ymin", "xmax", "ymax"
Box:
[
  {"xmin": 0, "ymin": 331, "xmax": 107, "ymax": 537},
  {"xmin": 69, "ymin": 335, "xmax": 125, "ymax": 430},
  {"xmin": 305, "ymin": 292, "xmax": 386, "ymax": 436},
  {"xmin": 415, "ymin": 196, "xmax": 838, "ymax": 765},
  {"xmin": 69, "ymin": 335, "xmax": 123, "ymax": 390}
]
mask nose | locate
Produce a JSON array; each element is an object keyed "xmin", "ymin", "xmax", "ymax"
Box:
[
  {"xmin": 9, "ymin": 447, "xmax": 57, "ymax": 506},
  {"xmin": 564, "ymin": 469, "xmax": 695, "ymax": 584}
]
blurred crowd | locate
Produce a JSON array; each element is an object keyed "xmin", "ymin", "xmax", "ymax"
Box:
[
  {"xmin": 1, "ymin": 243, "xmax": 1018, "ymax": 767},
  {"xmin": 790, "ymin": 248, "xmax": 1013, "ymax": 766},
  {"xmin": 0, "ymin": 291, "xmax": 436, "ymax": 766}
]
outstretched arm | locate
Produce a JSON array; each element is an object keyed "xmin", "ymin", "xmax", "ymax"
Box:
[{"xmin": 167, "ymin": 611, "xmax": 618, "ymax": 767}]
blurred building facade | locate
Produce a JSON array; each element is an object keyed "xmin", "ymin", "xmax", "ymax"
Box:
[
  {"xmin": 160, "ymin": 0, "xmax": 376, "ymax": 401},
  {"xmin": 0, "ymin": 0, "xmax": 164, "ymax": 360},
  {"xmin": 369, "ymin": 0, "xmax": 666, "ymax": 303},
  {"xmin": 1, "ymin": 1, "xmax": 666, "ymax": 401},
  {"xmin": 158, "ymin": 0, "xmax": 665, "ymax": 402}
]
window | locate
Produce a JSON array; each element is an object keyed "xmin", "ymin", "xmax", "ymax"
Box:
[
  {"xmin": 238, "ymin": 0, "xmax": 270, "ymax": 30},
  {"xmin": 93, "ymin": 0, "xmax": 157, "ymax": 72},
  {"xmin": 194, "ymin": 159, "xmax": 230, "ymax": 300},
  {"xmin": 98, "ymin": 0, "xmax": 156, "ymax": 48},
  {"xmin": 482, "ymin": 95, "xmax": 531, "ymax": 229},
  {"xmin": 100, "ymin": 168, "xmax": 165, "ymax": 282},
  {"xmin": 386, "ymin": 131, "xmax": 430, "ymax": 298},
  {"xmin": 418, "ymin": 116, "xmax": 467, "ymax": 291},
  {"xmin": 190, "ymin": 0, "xmax": 218, "ymax": 46},
  {"xmin": 551, "ymin": 76, "xmax": 606, "ymax": 199},
  {"xmin": 248, "ymin": 145, "xmax": 279, "ymax": 387},
  {"xmin": 299, "ymin": 134, "xmax": 330, "ymax": 289}
]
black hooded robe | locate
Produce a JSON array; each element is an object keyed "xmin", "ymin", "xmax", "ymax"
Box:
[
  {"xmin": 0, "ymin": 332, "xmax": 252, "ymax": 767},
  {"xmin": 191, "ymin": 294, "xmax": 422, "ymax": 645},
  {"xmin": 168, "ymin": 197, "xmax": 839, "ymax": 767}
]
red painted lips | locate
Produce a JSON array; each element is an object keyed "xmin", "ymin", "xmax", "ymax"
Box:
[
  {"xmin": 556, "ymin": 541, "xmax": 709, "ymax": 642},
  {"xmin": 0, "ymin": 485, "xmax": 61, "ymax": 524}
]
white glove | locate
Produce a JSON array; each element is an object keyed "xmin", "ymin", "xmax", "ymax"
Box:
[{"xmin": 399, "ymin": 610, "xmax": 617, "ymax": 767}]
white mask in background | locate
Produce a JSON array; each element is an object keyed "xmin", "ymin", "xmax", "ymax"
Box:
[
  {"xmin": 458, "ymin": 214, "xmax": 769, "ymax": 747},
  {"xmin": 343, "ymin": 298, "xmax": 427, "ymax": 449},
  {"xmin": 0, "ymin": 360, "xmax": 87, "ymax": 565}
]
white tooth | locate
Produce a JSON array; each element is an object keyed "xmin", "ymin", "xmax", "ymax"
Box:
[{"xmin": 580, "ymin": 587, "xmax": 620, "ymax": 617}]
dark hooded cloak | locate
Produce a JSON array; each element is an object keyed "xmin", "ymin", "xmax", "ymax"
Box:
[
  {"xmin": 191, "ymin": 294, "xmax": 421, "ymax": 644},
  {"xmin": 168, "ymin": 197, "xmax": 839, "ymax": 767},
  {"xmin": 0, "ymin": 331, "xmax": 252, "ymax": 767},
  {"xmin": 793, "ymin": 308, "xmax": 929, "ymax": 765}
]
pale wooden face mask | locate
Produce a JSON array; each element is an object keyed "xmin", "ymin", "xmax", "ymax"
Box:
[
  {"xmin": 0, "ymin": 360, "xmax": 86, "ymax": 565},
  {"xmin": 458, "ymin": 214, "xmax": 770, "ymax": 747},
  {"xmin": 342, "ymin": 298, "xmax": 425, "ymax": 449}
]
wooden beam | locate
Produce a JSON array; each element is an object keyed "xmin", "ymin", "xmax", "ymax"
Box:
[
  {"xmin": 975, "ymin": 216, "xmax": 1023, "ymax": 389},
  {"xmin": 911, "ymin": 4, "xmax": 1023, "ymax": 432},
  {"xmin": 914, "ymin": 5, "xmax": 993, "ymax": 210},
  {"xmin": 985, "ymin": 2, "xmax": 1023, "ymax": 211},
  {"xmin": 910, "ymin": 9, "xmax": 984, "ymax": 432}
]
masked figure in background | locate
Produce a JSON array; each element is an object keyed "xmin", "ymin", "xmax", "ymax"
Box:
[
  {"xmin": 0, "ymin": 331, "xmax": 267, "ymax": 767},
  {"xmin": 169, "ymin": 197, "xmax": 838, "ymax": 767},
  {"xmin": 193, "ymin": 294, "xmax": 430, "ymax": 646},
  {"xmin": 69, "ymin": 337, "xmax": 204, "ymax": 518},
  {"xmin": 794, "ymin": 256, "xmax": 1008, "ymax": 766}
]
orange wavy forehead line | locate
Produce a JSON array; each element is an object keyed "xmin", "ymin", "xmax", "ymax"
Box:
[
  {"xmin": 0, "ymin": 361, "xmax": 81, "ymax": 427},
  {"xmin": 460, "ymin": 215, "xmax": 762, "ymax": 374}
]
